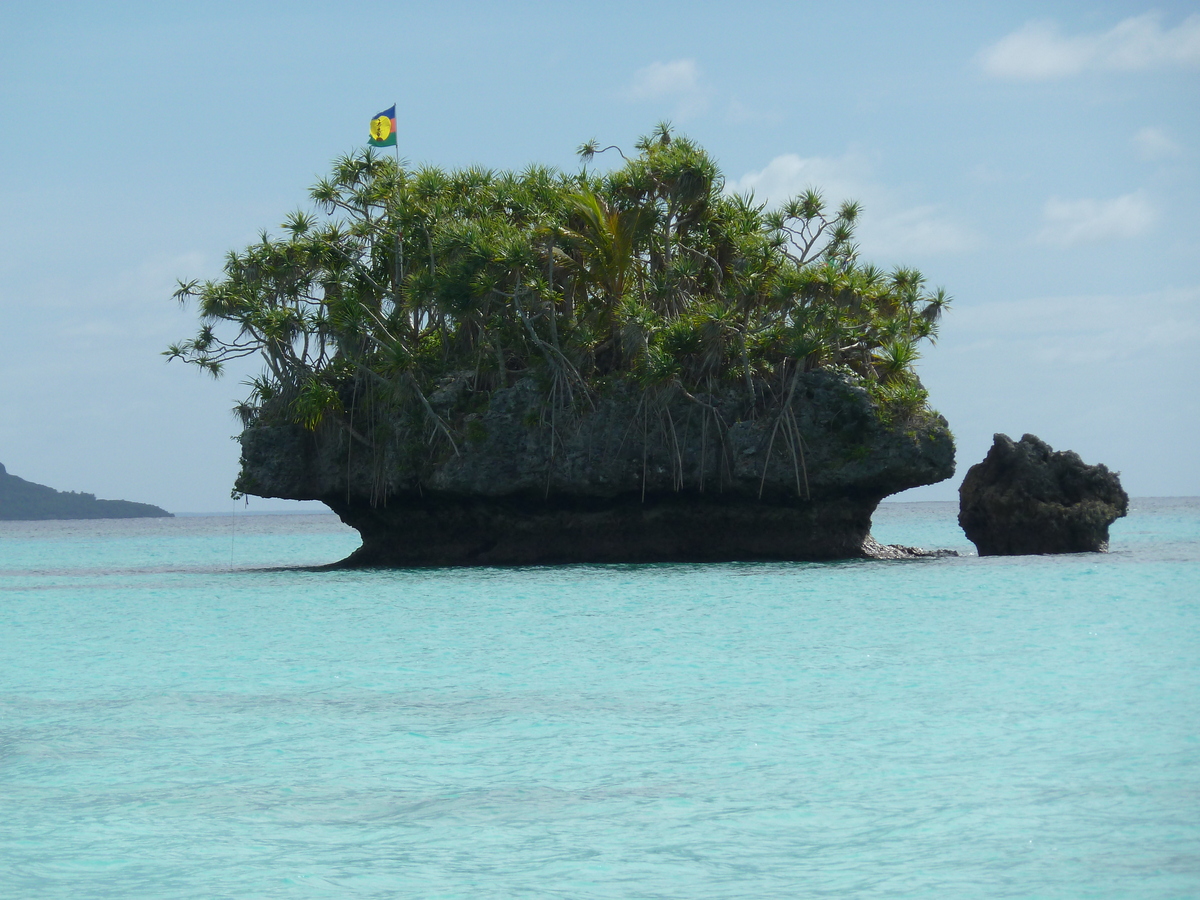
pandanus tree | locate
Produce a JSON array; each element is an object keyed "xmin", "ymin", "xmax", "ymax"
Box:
[{"xmin": 168, "ymin": 125, "xmax": 950, "ymax": 446}]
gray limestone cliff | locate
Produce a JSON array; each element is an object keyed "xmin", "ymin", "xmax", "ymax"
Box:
[{"xmin": 237, "ymin": 372, "xmax": 954, "ymax": 565}]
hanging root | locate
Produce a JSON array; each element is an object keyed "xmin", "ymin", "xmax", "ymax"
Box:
[
  {"xmin": 759, "ymin": 367, "xmax": 810, "ymax": 500},
  {"xmin": 676, "ymin": 382, "xmax": 730, "ymax": 494}
]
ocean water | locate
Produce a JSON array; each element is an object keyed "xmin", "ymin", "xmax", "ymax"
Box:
[{"xmin": 1, "ymin": 499, "xmax": 1197, "ymax": 899}]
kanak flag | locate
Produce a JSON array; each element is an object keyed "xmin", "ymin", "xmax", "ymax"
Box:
[{"xmin": 369, "ymin": 105, "xmax": 397, "ymax": 147}]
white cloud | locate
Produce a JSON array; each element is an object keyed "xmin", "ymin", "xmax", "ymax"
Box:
[
  {"xmin": 1133, "ymin": 126, "xmax": 1183, "ymax": 161},
  {"xmin": 948, "ymin": 286, "xmax": 1200, "ymax": 367},
  {"xmin": 731, "ymin": 152, "xmax": 979, "ymax": 259},
  {"xmin": 1036, "ymin": 191, "xmax": 1156, "ymax": 246},
  {"xmin": 868, "ymin": 205, "xmax": 979, "ymax": 257},
  {"xmin": 625, "ymin": 59, "xmax": 708, "ymax": 119},
  {"xmin": 730, "ymin": 151, "xmax": 871, "ymax": 203},
  {"xmin": 979, "ymin": 13, "xmax": 1200, "ymax": 80},
  {"xmin": 627, "ymin": 59, "xmax": 699, "ymax": 99}
]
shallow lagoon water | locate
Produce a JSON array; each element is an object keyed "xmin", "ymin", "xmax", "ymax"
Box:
[{"xmin": 1, "ymin": 500, "xmax": 1198, "ymax": 898}]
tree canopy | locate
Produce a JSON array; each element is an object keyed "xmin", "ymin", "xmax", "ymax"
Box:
[{"xmin": 169, "ymin": 125, "xmax": 949, "ymax": 446}]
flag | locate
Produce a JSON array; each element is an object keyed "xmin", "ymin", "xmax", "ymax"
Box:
[{"xmin": 369, "ymin": 105, "xmax": 397, "ymax": 147}]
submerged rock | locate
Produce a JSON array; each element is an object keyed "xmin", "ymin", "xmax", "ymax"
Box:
[
  {"xmin": 237, "ymin": 372, "xmax": 955, "ymax": 565},
  {"xmin": 958, "ymin": 433, "xmax": 1128, "ymax": 556}
]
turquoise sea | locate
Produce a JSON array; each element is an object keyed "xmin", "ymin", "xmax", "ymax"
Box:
[{"xmin": 1, "ymin": 499, "xmax": 1198, "ymax": 899}]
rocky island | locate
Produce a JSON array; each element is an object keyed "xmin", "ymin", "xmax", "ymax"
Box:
[
  {"xmin": 959, "ymin": 433, "xmax": 1127, "ymax": 555},
  {"xmin": 0, "ymin": 462, "xmax": 172, "ymax": 520},
  {"xmin": 172, "ymin": 127, "xmax": 955, "ymax": 564}
]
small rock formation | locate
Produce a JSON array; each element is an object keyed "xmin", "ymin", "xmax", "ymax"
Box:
[
  {"xmin": 958, "ymin": 434, "xmax": 1127, "ymax": 555},
  {"xmin": 861, "ymin": 536, "xmax": 959, "ymax": 560},
  {"xmin": 237, "ymin": 372, "xmax": 955, "ymax": 565},
  {"xmin": 0, "ymin": 462, "xmax": 172, "ymax": 520}
]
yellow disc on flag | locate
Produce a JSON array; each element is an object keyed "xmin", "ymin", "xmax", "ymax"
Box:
[{"xmin": 370, "ymin": 115, "xmax": 392, "ymax": 142}]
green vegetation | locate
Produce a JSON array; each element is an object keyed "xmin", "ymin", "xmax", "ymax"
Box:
[{"xmin": 169, "ymin": 125, "xmax": 948, "ymax": 450}]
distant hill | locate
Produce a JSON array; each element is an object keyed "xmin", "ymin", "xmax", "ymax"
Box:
[{"xmin": 0, "ymin": 463, "xmax": 172, "ymax": 520}]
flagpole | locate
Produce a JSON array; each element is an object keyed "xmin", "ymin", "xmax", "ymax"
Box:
[{"xmin": 392, "ymin": 103, "xmax": 404, "ymax": 301}]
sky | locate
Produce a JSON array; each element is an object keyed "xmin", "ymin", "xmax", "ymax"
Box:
[{"xmin": 1, "ymin": 0, "xmax": 1197, "ymax": 512}]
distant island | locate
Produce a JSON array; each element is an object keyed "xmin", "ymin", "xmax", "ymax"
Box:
[{"xmin": 0, "ymin": 463, "xmax": 172, "ymax": 520}]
